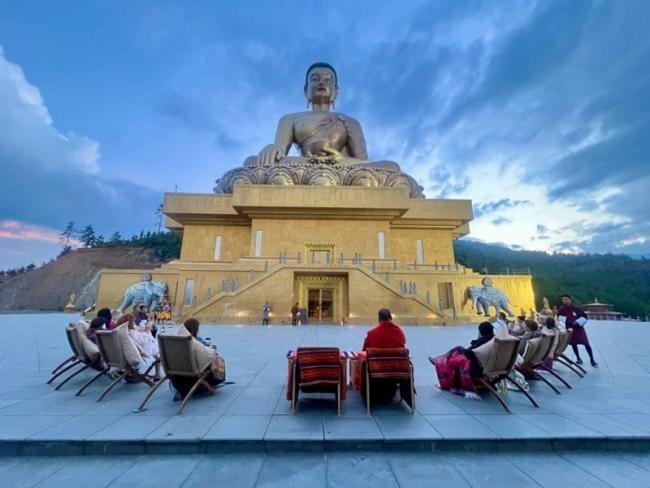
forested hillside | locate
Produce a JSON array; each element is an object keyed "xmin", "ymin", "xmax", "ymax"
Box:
[{"xmin": 454, "ymin": 239, "xmax": 650, "ymax": 318}]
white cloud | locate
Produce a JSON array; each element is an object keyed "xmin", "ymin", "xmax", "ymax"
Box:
[{"xmin": 0, "ymin": 46, "xmax": 100, "ymax": 174}]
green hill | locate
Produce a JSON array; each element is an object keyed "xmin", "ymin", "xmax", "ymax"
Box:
[{"xmin": 454, "ymin": 239, "xmax": 650, "ymax": 318}]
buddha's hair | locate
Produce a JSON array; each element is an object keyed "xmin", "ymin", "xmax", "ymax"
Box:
[{"xmin": 305, "ymin": 62, "xmax": 338, "ymax": 89}]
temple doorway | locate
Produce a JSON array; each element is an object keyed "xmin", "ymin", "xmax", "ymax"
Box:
[
  {"xmin": 295, "ymin": 273, "xmax": 348, "ymax": 324},
  {"xmin": 307, "ymin": 288, "xmax": 334, "ymax": 322}
]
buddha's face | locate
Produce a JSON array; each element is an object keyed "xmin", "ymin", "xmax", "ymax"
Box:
[{"xmin": 305, "ymin": 67, "xmax": 338, "ymax": 105}]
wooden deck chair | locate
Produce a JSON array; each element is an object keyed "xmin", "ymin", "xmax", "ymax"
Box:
[
  {"xmin": 49, "ymin": 325, "xmax": 79, "ymax": 378},
  {"xmin": 473, "ymin": 336, "xmax": 538, "ymax": 413},
  {"xmin": 95, "ymin": 326, "xmax": 158, "ymax": 402},
  {"xmin": 535, "ymin": 331, "xmax": 573, "ymax": 390},
  {"xmin": 516, "ymin": 333, "xmax": 563, "ymax": 394},
  {"xmin": 137, "ymin": 334, "xmax": 216, "ymax": 414},
  {"xmin": 72, "ymin": 324, "xmax": 112, "ymax": 396},
  {"xmin": 47, "ymin": 326, "xmax": 84, "ymax": 385},
  {"xmin": 291, "ymin": 347, "xmax": 344, "ymax": 415},
  {"xmin": 50, "ymin": 325, "xmax": 109, "ymax": 392},
  {"xmin": 364, "ymin": 348, "xmax": 415, "ymax": 414},
  {"xmin": 554, "ymin": 328, "xmax": 587, "ymax": 376}
]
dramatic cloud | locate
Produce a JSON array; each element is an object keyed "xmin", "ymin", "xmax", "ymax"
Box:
[
  {"xmin": 0, "ymin": 46, "xmax": 162, "ymax": 267},
  {"xmin": 0, "ymin": 220, "xmax": 63, "ymax": 244},
  {"xmin": 474, "ymin": 199, "xmax": 531, "ymax": 218},
  {"xmin": 0, "ymin": 0, "xmax": 648, "ymax": 268}
]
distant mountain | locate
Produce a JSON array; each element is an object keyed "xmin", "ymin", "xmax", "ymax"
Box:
[{"xmin": 454, "ymin": 239, "xmax": 650, "ymax": 318}]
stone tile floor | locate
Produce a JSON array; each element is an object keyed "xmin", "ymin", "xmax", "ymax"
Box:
[
  {"xmin": 2, "ymin": 314, "xmax": 649, "ymax": 444},
  {"xmin": 3, "ymin": 314, "xmax": 650, "ymax": 486},
  {"xmin": 4, "ymin": 451, "xmax": 650, "ymax": 487}
]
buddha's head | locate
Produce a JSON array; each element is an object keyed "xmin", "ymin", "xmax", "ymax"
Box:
[{"xmin": 304, "ymin": 62, "xmax": 339, "ymax": 107}]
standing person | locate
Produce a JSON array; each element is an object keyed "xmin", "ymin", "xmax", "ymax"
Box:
[
  {"xmin": 557, "ymin": 294, "xmax": 598, "ymax": 367},
  {"xmin": 290, "ymin": 302, "xmax": 299, "ymax": 326},
  {"xmin": 261, "ymin": 301, "xmax": 271, "ymax": 325}
]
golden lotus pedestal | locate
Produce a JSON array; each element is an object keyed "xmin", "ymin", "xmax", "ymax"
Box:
[{"xmin": 95, "ymin": 185, "xmax": 535, "ymax": 324}]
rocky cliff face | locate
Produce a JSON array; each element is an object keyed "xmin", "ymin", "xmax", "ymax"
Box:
[{"xmin": 0, "ymin": 248, "xmax": 162, "ymax": 311}]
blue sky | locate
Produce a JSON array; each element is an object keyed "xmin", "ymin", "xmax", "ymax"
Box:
[{"xmin": 1, "ymin": 0, "xmax": 649, "ymax": 269}]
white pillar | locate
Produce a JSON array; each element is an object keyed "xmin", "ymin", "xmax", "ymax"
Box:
[
  {"xmin": 416, "ymin": 239, "xmax": 424, "ymax": 264},
  {"xmin": 183, "ymin": 279, "xmax": 194, "ymax": 306},
  {"xmin": 254, "ymin": 230, "xmax": 263, "ymax": 257},
  {"xmin": 378, "ymin": 231, "xmax": 385, "ymax": 259},
  {"xmin": 214, "ymin": 236, "xmax": 222, "ymax": 261}
]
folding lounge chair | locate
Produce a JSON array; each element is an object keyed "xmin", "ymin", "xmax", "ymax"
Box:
[
  {"xmin": 49, "ymin": 325, "xmax": 109, "ymax": 393},
  {"xmin": 554, "ymin": 328, "xmax": 587, "ymax": 376},
  {"xmin": 364, "ymin": 347, "xmax": 415, "ymax": 414},
  {"xmin": 474, "ymin": 336, "xmax": 540, "ymax": 413},
  {"xmin": 49, "ymin": 325, "xmax": 79, "ymax": 378},
  {"xmin": 47, "ymin": 326, "xmax": 84, "ymax": 386},
  {"xmin": 137, "ymin": 334, "xmax": 216, "ymax": 414},
  {"xmin": 535, "ymin": 332, "xmax": 573, "ymax": 390},
  {"xmin": 95, "ymin": 327, "xmax": 158, "ymax": 402},
  {"xmin": 291, "ymin": 347, "xmax": 344, "ymax": 415},
  {"xmin": 516, "ymin": 333, "xmax": 565, "ymax": 394}
]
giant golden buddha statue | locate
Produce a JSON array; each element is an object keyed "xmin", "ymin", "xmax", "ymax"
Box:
[{"xmin": 214, "ymin": 62, "xmax": 424, "ymax": 197}]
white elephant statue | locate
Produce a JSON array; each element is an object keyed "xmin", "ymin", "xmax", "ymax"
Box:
[
  {"xmin": 117, "ymin": 279, "xmax": 167, "ymax": 314},
  {"xmin": 466, "ymin": 278, "xmax": 514, "ymax": 316}
]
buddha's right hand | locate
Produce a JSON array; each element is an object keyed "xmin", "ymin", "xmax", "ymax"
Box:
[{"xmin": 258, "ymin": 144, "xmax": 284, "ymax": 166}]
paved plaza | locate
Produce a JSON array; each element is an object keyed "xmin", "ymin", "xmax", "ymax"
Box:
[
  {"xmin": 6, "ymin": 451, "xmax": 650, "ymax": 487},
  {"xmin": 2, "ymin": 314, "xmax": 650, "ymax": 486}
]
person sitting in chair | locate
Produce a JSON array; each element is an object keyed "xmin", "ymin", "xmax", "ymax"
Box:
[
  {"xmin": 430, "ymin": 322, "xmax": 495, "ymax": 401},
  {"xmin": 170, "ymin": 318, "xmax": 226, "ymax": 401},
  {"xmin": 115, "ymin": 313, "xmax": 161, "ymax": 381},
  {"xmin": 352, "ymin": 308, "xmax": 407, "ymax": 405},
  {"xmin": 86, "ymin": 317, "xmax": 106, "ymax": 344},
  {"xmin": 518, "ymin": 319, "xmax": 542, "ymax": 355}
]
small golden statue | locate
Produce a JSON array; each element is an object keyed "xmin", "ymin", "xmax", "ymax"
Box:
[
  {"xmin": 214, "ymin": 62, "xmax": 423, "ymax": 197},
  {"xmin": 541, "ymin": 297, "xmax": 553, "ymax": 317},
  {"xmin": 64, "ymin": 292, "xmax": 76, "ymax": 313}
]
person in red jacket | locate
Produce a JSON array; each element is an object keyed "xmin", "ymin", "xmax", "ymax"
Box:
[
  {"xmin": 352, "ymin": 309, "xmax": 407, "ymax": 403},
  {"xmin": 362, "ymin": 308, "xmax": 406, "ymax": 350}
]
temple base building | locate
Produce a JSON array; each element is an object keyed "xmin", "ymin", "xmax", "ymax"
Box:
[
  {"xmin": 96, "ymin": 185, "xmax": 534, "ymax": 324},
  {"xmin": 95, "ymin": 62, "xmax": 535, "ymax": 324}
]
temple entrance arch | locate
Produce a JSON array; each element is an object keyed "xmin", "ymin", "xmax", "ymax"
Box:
[{"xmin": 295, "ymin": 273, "xmax": 348, "ymax": 324}]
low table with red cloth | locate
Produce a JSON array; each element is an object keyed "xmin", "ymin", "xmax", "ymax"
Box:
[{"xmin": 286, "ymin": 348, "xmax": 350, "ymax": 402}]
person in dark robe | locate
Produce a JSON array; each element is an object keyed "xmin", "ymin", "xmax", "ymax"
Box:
[
  {"xmin": 430, "ymin": 322, "xmax": 495, "ymax": 400},
  {"xmin": 352, "ymin": 308, "xmax": 407, "ymax": 404},
  {"xmin": 290, "ymin": 303, "xmax": 300, "ymax": 326},
  {"xmin": 557, "ymin": 294, "xmax": 597, "ymax": 367}
]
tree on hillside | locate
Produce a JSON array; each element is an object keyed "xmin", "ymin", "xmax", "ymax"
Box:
[
  {"xmin": 26, "ymin": 263, "xmax": 36, "ymax": 271},
  {"xmin": 59, "ymin": 221, "xmax": 76, "ymax": 249},
  {"xmin": 79, "ymin": 225, "xmax": 98, "ymax": 248},
  {"xmin": 155, "ymin": 204, "xmax": 163, "ymax": 232},
  {"xmin": 108, "ymin": 231, "xmax": 123, "ymax": 246}
]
